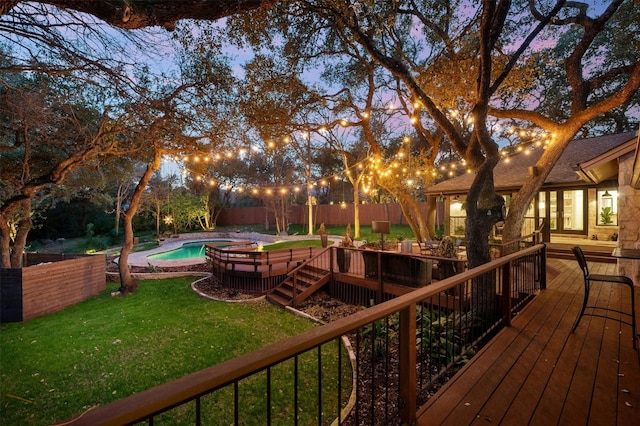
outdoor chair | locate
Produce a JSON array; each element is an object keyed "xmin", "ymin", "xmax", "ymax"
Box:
[
  {"xmin": 571, "ymin": 245, "xmax": 637, "ymax": 350},
  {"xmin": 418, "ymin": 240, "xmax": 437, "ymax": 256}
]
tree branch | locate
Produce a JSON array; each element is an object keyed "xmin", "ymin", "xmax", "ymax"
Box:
[{"xmin": 2, "ymin": 0, "xmax": 280, "ymax": 30}]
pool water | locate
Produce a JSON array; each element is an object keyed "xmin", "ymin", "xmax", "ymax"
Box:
[{"xmin": 148, "ymin": 240, "xmax": 231, "ymax": 261}]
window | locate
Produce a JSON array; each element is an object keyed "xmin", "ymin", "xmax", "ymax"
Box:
[
  {"xmin": 449, "ymin": 196, "xmax": 466, "ymax": 236},
  {"xmin": 597, "ymin": 189, "xmax": 618, "ymax": 226}
]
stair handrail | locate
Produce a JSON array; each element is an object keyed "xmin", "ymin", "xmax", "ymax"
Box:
[
  {"xmin": 287, "ymin": 246, "xmax": 331, "ymax": 307},
  {"xmin": 285, "ymin": 246, "xmax": 332, "ymax": 278}
]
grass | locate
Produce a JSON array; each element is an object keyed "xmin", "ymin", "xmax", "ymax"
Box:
[
  {"xmin": 264, "ymin": 239, "xmax": 329, "ymax": 250},
  {"xmin": 286, "ymin": 223, "xmax": 416, "ymax": 242},
  {"xmin": 0, "ymin": 277, "xmax": 350, "ymax": 425}
]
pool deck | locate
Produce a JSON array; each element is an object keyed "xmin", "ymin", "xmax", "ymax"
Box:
[{"xmin": 126, "ymin": 232, "xmax": 341, "ymax": 268}]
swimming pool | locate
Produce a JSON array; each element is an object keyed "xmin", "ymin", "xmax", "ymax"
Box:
[{"xmin": 148, "ymin": 240, "xmax": 232, "ymax": 261}]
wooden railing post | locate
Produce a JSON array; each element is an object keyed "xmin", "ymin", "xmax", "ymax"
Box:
[
  {"xmin": 377, "ymin": 251, "xmax": 383, "ymax": 304},
  {"xmin": 329, "ymin": 247, "xmax": 335, "ymax": 275},
  {"xmin": 540, "ymin": 244, "xmax": 547, "ymax": 290},
  {"xmin": 399, "ymin": 304, "xmax": 417, "ymax": 424},
  {"xmin": 501, "ymin": 262, "xmax": 512, "ymax": 327}
]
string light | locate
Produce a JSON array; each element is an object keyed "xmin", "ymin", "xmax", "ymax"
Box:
[{"xmin": 177, "ymin": 126, "xmax": 551, "ymax": 196}]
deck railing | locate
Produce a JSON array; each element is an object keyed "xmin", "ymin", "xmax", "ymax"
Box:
[
  {"xmin": 328, "ymin": 247, "xmax": 467, "ymax": 306},
  {"xmin": 491, "ymin": 220, "xmax": 545, "ymax": 258},
  {"xmin": 67, "ymin": 244, "xmax": 546, "ymax": 426},
  {"xmin": 206, "ymin": 244, "xmax": 320, "ymax": 292}
]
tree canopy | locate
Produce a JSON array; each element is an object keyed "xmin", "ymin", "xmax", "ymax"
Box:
[
  {"xmin": 221, "ymin": 0, "xmax": 639, "ymax": 266},
  {"xmin": 2, "ymin": 0, "xmax": 638, "ymax": 272}
]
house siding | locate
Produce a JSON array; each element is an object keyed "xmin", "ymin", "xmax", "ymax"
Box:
[{"xmin": 616, "ymin": 151, "xmax": 640, "ymax": 286}]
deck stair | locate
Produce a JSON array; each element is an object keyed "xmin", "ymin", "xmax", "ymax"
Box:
[
  {"xmin": 266, "ymin": 264, "xmax": 331, "ymax": 307},
  {"xmin": 545, "ymin": 243, "xmax": 616, "ymax": 263}
]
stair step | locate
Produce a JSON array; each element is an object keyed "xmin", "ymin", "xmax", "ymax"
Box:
[
  {"xmin": 291, "ymin": 277, "xmax": 316, "ymax": 288},
  {"xmin": 268, "ymin": 264, "xmax": 331, "ymax": 307},
  {"xmin": 298, "ymin": 271, "xmax": 323, "ymax": 282},
  {"xmin": 546, "ymin": 246, "xmax": 616, "ymax": 264},
  {"xmin": 280, "ymin": 278, "xmax": 313, "ymax": 292},
  {"xmin": 273, "ymin": 286, "xmax": 294, "ymax": 298},
  {"xmin": 294, "ymin": 269, "xmax": 327, "ymax": 283},
  {"xmin": 266, "ymin": 293, "xmax": 291, "ymax": 307},
  {"xmin": 301, "ymin": 265, "xmax": 327, "ymax": 276}
]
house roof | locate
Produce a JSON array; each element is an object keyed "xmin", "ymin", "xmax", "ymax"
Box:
[{"xmin": 426, "ymin": 131, "xmax": 637, "ymax": 194}]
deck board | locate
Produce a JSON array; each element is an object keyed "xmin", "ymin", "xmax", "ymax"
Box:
[{"xmin": 417, "ymin": 258, "xmax": 640, "ymax": 426}]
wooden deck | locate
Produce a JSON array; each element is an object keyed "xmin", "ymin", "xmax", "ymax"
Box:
[{"xmin": 417, "ymin": 258, "xmax": 640, "ymax": 425}]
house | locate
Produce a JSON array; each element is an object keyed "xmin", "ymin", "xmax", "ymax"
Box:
[{"xmin": 426, "ymin": 131, "xmax": 639, "ymax": 246}]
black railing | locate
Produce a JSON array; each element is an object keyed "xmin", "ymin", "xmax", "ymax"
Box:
[
  {"xmin": 490, "ymin": 220, "xmax": 545, "ymax": 259},
  {"xmin": 66, "ymin": 244, "xmax": 546, "ymax": 426}
]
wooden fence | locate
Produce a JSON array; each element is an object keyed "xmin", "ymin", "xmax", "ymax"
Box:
[
  {"xmin": 1, "ymin": 254, "xmax": 106, "ymax": 322},
  {"xmin": 217, "ymin": 202, "xmax": 428, "ymax": 227}
]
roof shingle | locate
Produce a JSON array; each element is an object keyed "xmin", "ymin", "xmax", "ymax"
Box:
[{"xmin": 426, "ymin": 132, "xmax": 635, "ymax": 194}]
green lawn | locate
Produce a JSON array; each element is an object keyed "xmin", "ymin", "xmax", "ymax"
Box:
[
  {"xmin": 287, "ymin": 223, "xmax": 416, "ymax": 242},
  {"xmin": 0, "ymin": 277, "xmax": 345, "ymax": 425},
  {"xmin": 264, "ymin": 239, "xmax": 330, "ymax": 249}
]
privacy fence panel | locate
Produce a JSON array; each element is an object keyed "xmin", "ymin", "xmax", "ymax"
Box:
[
  {"xmin": 1, "ymin": 254, "xmax": 105, "ymax": 322},
  {"xmin": 218, "ymin": 202, "xmax": 428, "ymax": 228}
]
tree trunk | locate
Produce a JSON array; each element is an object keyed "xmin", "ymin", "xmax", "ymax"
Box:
[
  {"xmin": 0, "ymin": 197, "xmax": 32, "ymax": 268},
  {"xmin": 377, "ymin": 179, "xmax": 431, "ymax": 242},
  {"xmin": 155, "ymin": 202, "xmax": 161, "ymax": 239},
  {"xmin": 10, "ymin": 200, "xmax": 32, "ymax": 268},
  {"xmin": 425, "ymin": 195, "xmax": 437, "ymax": 241},
  {"xmin": 274, "ymin": 208, "xmax": 281, "ymax": 234},
  {"xmin": 466, "ymin": 157, "xmax": 505, "ymax": 321},
  {"xmin": 118, "ymin": 151, "xmax": 162, "ymax": 294},
  {"xmin": 501, "ymin": 131, "xmax": 574, "ymax": 251},
  {"xmin": 465, "ymin": 157, "xmax": 505, "ymax": 267},
  {"xmin": 406, "ymin": 192, "xmax": 430, "ymax": 241},
  {"xmin": 118, "ymin": 210, "xmax": 137, "ymax": 294},
  {"xmin": 211, "ymin": 206, "xmax": 223, "ymax": 229},
  {"xmin": 0, "ymin": 214, "xmax": 13, "ymax": 268},
  {"xmin": 114, "ymin": 183, "xmax": 123, "ymax": 235}
]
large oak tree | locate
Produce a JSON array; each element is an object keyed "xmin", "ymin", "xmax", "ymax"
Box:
[{"xmin": 4, "ymin": 0, "xmax": 638, "ymax": 267}]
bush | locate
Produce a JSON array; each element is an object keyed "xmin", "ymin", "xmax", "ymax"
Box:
[{"xmin": 84, "ymin": 236, "xmax": 109, "ymax": 252}]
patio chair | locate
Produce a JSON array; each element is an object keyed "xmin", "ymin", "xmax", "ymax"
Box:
[
  {"xmin": 417, "ymin": 240, "xmax": 436, "ymax": 256},
  {"xmin": 571, "ymin": 245, "xmax": 637, "ymax": 350}
]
